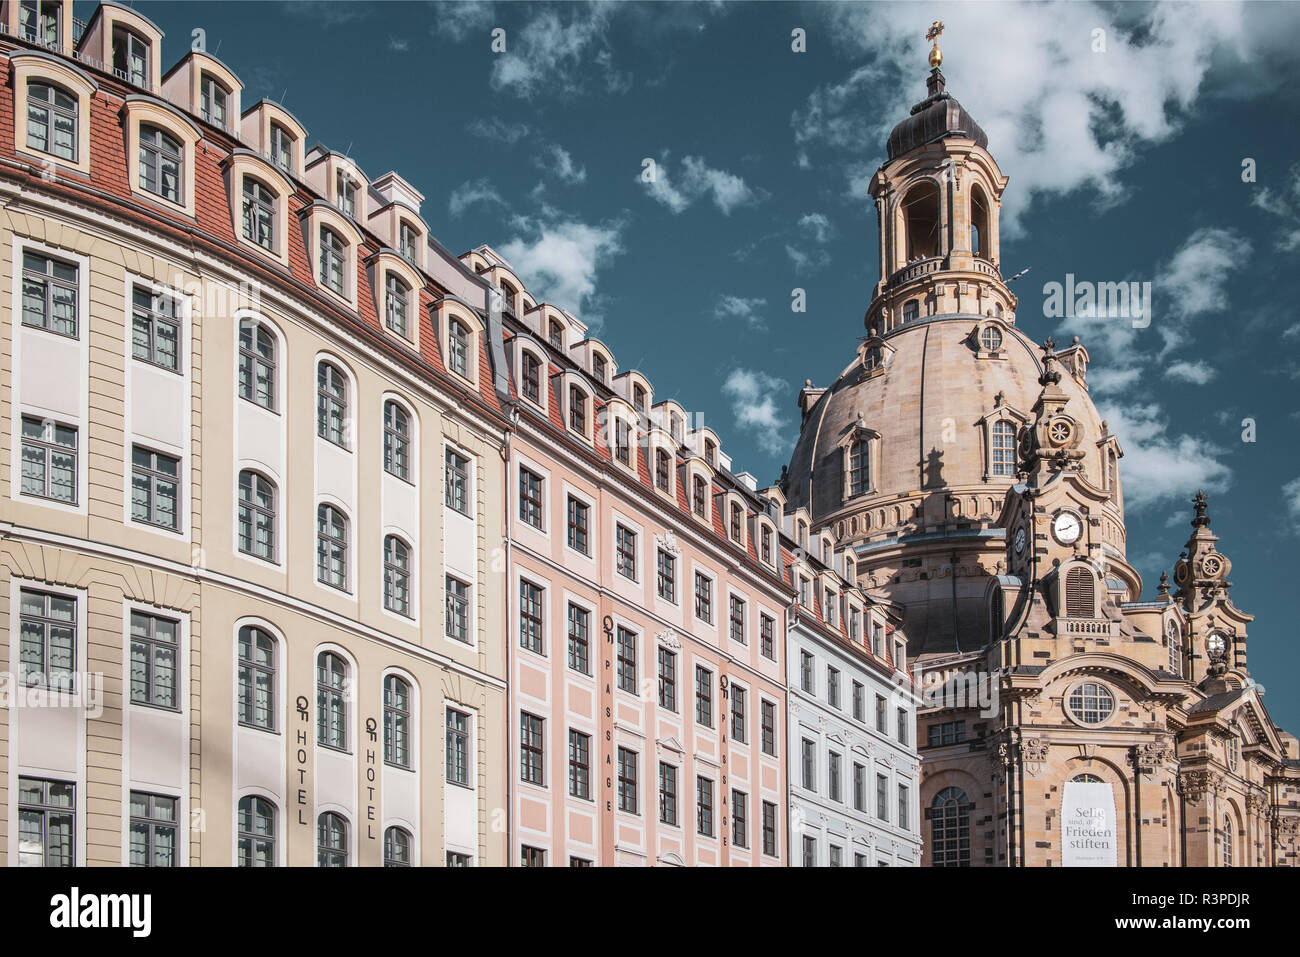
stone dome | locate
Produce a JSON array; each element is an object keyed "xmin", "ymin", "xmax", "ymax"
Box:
[
  {"xmin": 886, "ymin": 71, "xmax": 988, "ymax": 162},
  {"xmin": 782, "ymin": 317, "xmax": 1113, "ymax": 532}
]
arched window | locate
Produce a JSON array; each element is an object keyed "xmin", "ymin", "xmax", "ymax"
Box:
[
  {"xmin": 27, "ymin": 82, "xmax": 78, "ymax": 161},
  {"xmin": 241, "ymin": 178, "xmax": 277, "ymax": 251},
  {"xmin": 384, "ymin": 826, "xmax": 412, "ymax": 867},
  {"xmin": 1064, "ymin": 567, "xmax": 1095, "ymax": 618},
  {"xmin": 237, "ymin": 795, "xmax": 275, "ymax": 867},
  {"xmin": 902, "ymin": 181, "xmax": 940, "ymax": 261},
  {"xmin": 383, "ymin": 536, "xmax": 411, "ymax": 618},
  {"xmin": 317, "ymin": 812, "xmax": 348, "ymax": 867},
  {"xmin": 384, "ymin": 674, "xmax": 412, "ymax": 768},
  {"xmin": 237, "ymin": 470, "xmax": 276, "ymax": 562},
  {"xmin": 1071, "ymin": 773, "xmax": 1104, "ymax": 783},
  {"xmin": 383, "ymin": 400, "xmax": 412, "ymax": 481},
  {"xmin": 521, "ymin": 351, "xmax": 542, "ymax": 405},
  {"xmin": 970, "ymin": 186, "xmax": 990, "ymax": 259},
  {"xmin": 1222, "ymin": 815, "xmax": 1233, "ymax": 867},
  {"xmin": 237, "ymin": 625, "xmax": 276, "ymax": 730},
  {"xmin": 316, "ymin": 361, "xmax": 348, "ymax": 446},
  {"xmin": 568, "ymin": 385, "xmax": 587, "ymax": 436},
  {"xmin": 385, "ymin": 274, "xmax": 410, "ymax": 337},
  {"xmin": 316, "ymin": 504, "xmax": 348, "ymax": 590},
  {"xmin": 1067, "ymin": 682, "xmax": 1114, "ymax": 725},
  {"xmin": 847, "ymin": 439, "xmax": 870, "ymax": 497},
  {"xmin": 138, "ymin": 125, "xmax": 182, "ymax": 204},
  {"xmin": 990, "ymin": 588, "xmax": 1004, "ymax": 642},
  {"xmin": 316, "ymin": 651, "xmax": 348, "ymax": 750},
  {"xmin": 902, "ymin": 299, "xmax": 920, "ymax": 323},
  {"xmin": 931, "ymin": 787, "xmax": 970, "ymax": 867},
  {"xmin": 447, "ymin": 319, "xmax": 470, "ymax": 378},
  {"xmin": 1107, "ymin": 450, "xmax": 1119, "ymax": 502},
  {"xmin": 991, "ymin": 420, "xmax": 1016, "ymax": 476},
  {"xmin": 238, "ymin": 320, "xmax": 276, "ymax": 410},
  {"xmin": 1226, "ymin": 735, "xmax": 1239, "ymax": 773},
  {"xmin": 319, "ymin": 227, "xmax": 345, "ymax": 295},
  {"xmin": 1166, "ymin": 620, "xmax": 1182, "ymax": 677}
]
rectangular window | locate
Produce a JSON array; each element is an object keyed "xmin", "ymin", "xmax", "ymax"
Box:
[
  {"xmin": 615, "ymin": 524, "xmax": 637, "ymax": 580},
  {"xmin": 762, "ymin": 801, "xmax": 778, "ymax": 857},
  {"xmin": 853, "ymin": 763, "xmax": 866, "ymax": 812},
  {"xmin": 446, "ymin": 708, "xmax": 469, "ymax": 786},
  {"xmin": 616, "ymin": 627, "xmax": 637, "ymax": 693},
  {"xmin": 852, "ymin": 681, "xmax": 865, "ymax": 722},
  {"xmin": 696, "ymin": 777, "xmax": 714, "ymax": 837},
  {"xmin": 566, "ymin": 496, "xmax": 589, "ymax": 554},
  {"xmin": 657, "ymin": 647, "xmax": 677, "ymax": 712},
  {"xmin": 447, "ymin": 852, "xmax": 472, "ymax": 867},
  {"xmin": 827, "ymin": 666, "xmax": 840, "ymax": 710},
  {"xmin": 519, "ymin": 579, "xmax": 544, "ymax": 655},
  {"xmin": 801, "ymin": 738, "xmax": 816, "ymax": 791},
  {"xmin": 445, "ymin": 576, "xmax": 470, "ymax": 643},
  {"xmin": 800, "ymin": 651, "xmax": 814, "ymax": 692},
  {"xmin": 731, "ymin": 790, "xmax": 748, "ymax": 848},
  {"xmin": 695, "ymin": 666, "xmax": 712, "ymax": 728},
  {"xmin": 876, "ymin": 695, "xmax": 887, "ymax": 733},
  {"xmin": 139, "ymin": 125, "xmax": 182, "ymax": 204},
  {"xmin": 112, "ymin": 26, "xmax": 149, "ymax": 86},
  {"xmin": 730, "ymin": 684, "xmax": 747, "ymax": 744},
  {"xmin": 21, "ymin": 251, "xmax": 78, "ymax": 337},
  {"xmin": 897, "ymin": 708, "xmax": 909, "ymax": 745},
  {"xmin": 729, "ymin": 595, "xmax": 746, "ymax": 644},
  {"xmin": 614, "ymin": 417, "xmax": 631, "ymax": 466},
  {"xmin": 269, "ymin": 123, "xmax": 293, "ymax": 174},
  {"xmin": 336, "ymin": 170, "xmax": 356, "ymax": 217},
  {"xmin": 829, "ymin": 844, "xmax": 843, "ymax": 868},
  {"xmin": 131, "ymin": 446, "xmax": 180, "ymax": 530},
  {"xmin": 18, "ymin": 588, "xmax": 75, "ymax": 690},
  {"xmin": 567, "ymin": 603, "xmax": 590, "ymax": 675},
  {"xmin": 760, "ymin": 613, "xmax": 775, "ymax": 660},
  {"xmin": 898, "ymin": 784, "xmax": 910, "ymax": 830},
  {"xmin": 520, "ymin": 846, "xmax": 545, "ymax": 867},
  {"xmin": 20, "ymin": 415, "xmax": 77, "ymax": 504},
  {"xmin": 658, "ymin": 763, "xmax": 677, "ymax": 826},
  {"xmin": 568, "ymin": 730, "xmax": 591, "ymax": 800},
  {"xmin": 617, "ymin": 747, "xmax": 638, "ymax": 814},
  {"xmin": 569, "ymin": 856, "xmax": 592, "ymax": 867},
  {"xmin": 445, "ymin": 449, "xmax": 470, "ymax": 515},
  {"xmin": 828, "ymin": 752, "xmax": 842, "ymax": 802},
  {"xmin": 200, "ymin": 74, "xmax": 227, "ymax": 128},
  {"xmin": 128, "ymin": 791, "xmax": 177, "ymax": 867},
  {"xmin": 876, "ymin": 773, "xmax": 889, "ymax": 821},
  {"xmin": 802, "ymin": 835, "xmax": 817, "ymax": 867},
  {"xmin": 928, "ymin": 720, "xmax": 967, "ymax": 747},
  {"xmin": 131, "ymin": 284, "xmax": 180, "ymax": 371},
  {"xmin": 656, "ymin": 549, "xmax": 676, "ymax": 603},
  {"xmin": 855, "ymin": 853, "xmax": 868, "ymax": 867},
  {"xmin": 519, "ymin": 467, "xmax": 543, "ymax": 529},
  {"xmin": 520, "ymin": 712, "xmax": 545, "ymax": 786},
  {"xmin": 694, "ymin": 573, "xmax": 712, "ymax": 623},
  {"xmin": 129, "ymin": 611, "xmax": 178, "ymax": 710},
  {"xmin": 761, "ymin": 699, "xmax": 777, "ymax": 756},
  {"xmin": 17, "ymin": 777, "xmax": 75, "ymax": 867}
]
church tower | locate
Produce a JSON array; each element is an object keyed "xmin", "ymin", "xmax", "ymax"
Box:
[{"xmin": 779, "ymin": 23, "xmax": 1300, "ymax": 866}]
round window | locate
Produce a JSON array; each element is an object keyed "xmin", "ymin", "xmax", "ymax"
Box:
[
  {"xmin": 1067, "ymin": 682, "xmax": 1115, "ymax": 724},
  {"xmin": 981, "ymin": 326, "xmax": 1003, "ymax": 351}
]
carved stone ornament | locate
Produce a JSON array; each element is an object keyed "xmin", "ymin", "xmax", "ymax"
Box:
[
  {"xmin": 1132, "ymin": 741, "xmax": 1173, "ymax": 773},
  {"xmin": 1178, "ymin": 769, "xmax": 1225, "ymax": 804},
  {"xmin": 655, "ymin": 532, "xmax": 681, "ymax": 556},
  {"xmin": 655, "ymin": 630, "xmax": 682, "ymax": 651},
  {"xmin": 1246, "ymin": 788, "xmax": 1270, "ymax": 817},
  {"xmin": 1018, "ymin": 737, "xmax": 1050, "ymax": 777},
  {"xmin": 1276, "ymin": 816, "xmax": 1300, "ymax": 840}
]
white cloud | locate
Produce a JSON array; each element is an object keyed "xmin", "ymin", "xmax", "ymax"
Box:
[
  {"xmin": 466, "ymin": 117, "xmax": 531, "ymax": 145},
  {"xmin": 1164, "ymin": 360, "xmax": 1217, "ymax": 385},
  {"xmin": 1096, "ymin": 402, "xmax": 1232, "ymax": 511},
  {"xmin": 798, "ymin": 213, "xmax": 835, "ymax": 244},
  {"xmin": 388, "ymin": 36, "xmax": 410, "ymax": 52},
  {"xmin": 713, "ymin": 295, "xmax": 767, "ymax": 330},
  {"xmin": 1252, "ymin": 164, "xmax": 1300, "ymax": 251},
  {"xmin": 1155, "ymin": 227, "xmax": 1250, "ymax": 326},
  {"xmin": 536, "ymin": 144, "xmax": 587, "ymax": 185},
  {"xmin": 499, "ymin": 217, "xmax": 625, "ymax": 319},
  {"xmin": 432, "ymin": 1, "xmax": 497, "ymax": 41},
  {"xmin": 787, "ymin": 213, "xmax": 835, "ymax": 272},
  {"xmin": 1284, "ymin": 477, "xmax": 1300, "ymax": 532},
  {"xmin": 448, "ymin": 179, "xmax": 506, "ymax": 218},
  {"xmin": 638, "ymin": 154, "xmax": 760, "ymax": 215},
  {"xmin": 721, "ymin": 369, "xmax": 791, "ymax": 456},
  {"xmin": 490, "ymin": 6, "xmax": 622, "ymax": 99},
  {"xmin": 798, "ymin": 1, "xmax": 1295, "ymax": 233}
]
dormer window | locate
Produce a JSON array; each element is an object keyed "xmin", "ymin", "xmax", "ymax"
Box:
[
  {"xmin": 385, "ymin": 274, "xmax": 411, "ymax": 338},
  {"xmin": 399, "ymin": 222, "xmax": 418, "ymax": 263},
  {"xmin": 269, "ymin": 123, "xmax": 294, "ymax": 176},
  {"xmin": 27, "ymin": 82, "xmax": 77, "ymax": 162},
  {"xmin": 447, "ymin": 319, "xmax": 470, "ymax": 379},
  {"xmin": 336, "ymin": 170, "xmax": 356, "ymax": 217},
  {"xmin": 729, "ymin": 503, "xmax": 744, "ymax": 544},
  {"xmin": 500, "ymin": 280, "xmax": 518, "ymax": 315},
  {"xmin": 692, "ymin": 476, "xmax": 708, "ymax": 518},
  {"xmin": 632, "ymin": 385, "xmax": 646, "ymax": 414},
  {"xmin": 980, "ymin": 326, "xmax": 1003, "ymax": 352},
  {"xmin": 568, "ymin": 386, "xmax": 587, "ymax": 436},
  {"xmin": 241, "ymin": 179, "xmax": 277, "ymax": 252},
  {"xmin": 138, "ymin": 125, "xmax": 182, "ymax": 205},
  {"xmin": 704, "ymin": 439, "xmax": 717, "ymax": 467},
  {"xmin": 670, "ymin": 414, "xmax": 683, "ymax": 444},
  {"xmin": 592, "ymin": 353, "xmax": 607, "ymax": 383},
  {"xmin": 760, "ymin": 525, "xmax": 773, "ymax": 565},
  {"xmin": 521, "ymin": 351, "xmax": 542, "ymax": 405},
  {"xmin": 319, "ymin": 228, "xmax": 345, "ymax": 295},
  {"xmin": 654, "ymin": 448, "xmax": 671, "ymax": 492},
  {"xmin": 20, "ymin": 1, "xmax": 61, "ymax": 45},
  {"xmin": 991, "ymin": 420, "xmax": 1016, "ymax": 476},
  {"xmin": 614, "ymin": 418, "xmax": 631, "ymax": 466},
  {"xmin": 797, "ymin": 520, "xmax": 808, "ymax": 550},
  {"xmin": 549, "ymin": 320, "xmax": 564, "ymax": 349},
  {"xmin": 1166, "ymin": 620, "xmax": 1182, "ymax": 677},
  {"xmin": 112, "ymin": 27, "xmax": 149, "ymax": 88},
  {"xmin": 200, "ymin": 74, "xmax": 228, "ymax": 129},
  {"xmin": 847, "ymin": 439, "xmax": 869, "ymax": 497}
]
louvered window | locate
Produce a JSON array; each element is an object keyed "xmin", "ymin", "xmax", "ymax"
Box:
[{"xmin": 1064, "ymin": 567, "xmax": 1094, "ymax": 618}]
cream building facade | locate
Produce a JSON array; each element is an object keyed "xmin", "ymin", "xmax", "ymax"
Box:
[{"xmin": 0, "ymin": 1, "xmax": 509, "ymax": 866}]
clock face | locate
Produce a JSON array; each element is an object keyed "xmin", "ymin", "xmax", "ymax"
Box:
[
  {"xmin": 1013, "ymin": 526, "xmax": 1027, "ymax": 555},
  {"xmin": 1053, "ymin": 510, "xmax": 1082, "ymax": 545}
]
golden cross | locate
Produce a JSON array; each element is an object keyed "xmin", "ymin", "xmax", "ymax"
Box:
[{"xmin": 926, "ymin": 20, "xmax": 944, "ymax": 43}]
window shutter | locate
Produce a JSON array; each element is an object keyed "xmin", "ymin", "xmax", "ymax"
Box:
[{"xmin": 1064, "ymin": 567, "xmax": 1094, "ymax": 618}]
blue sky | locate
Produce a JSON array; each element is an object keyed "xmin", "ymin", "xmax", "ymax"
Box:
[{"xmin": 121, "ymin": 0, "xmax": 1300, "ymax": 730}]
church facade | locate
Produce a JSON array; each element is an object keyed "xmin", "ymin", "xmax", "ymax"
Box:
[{"xmin": 779, "ymin": 47, "xmax": 1300, "ymax": 867}]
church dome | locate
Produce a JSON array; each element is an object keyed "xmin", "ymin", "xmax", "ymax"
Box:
[{"xmin": 887, "ymin": 88, "xmax": 988, "ymax": 162}]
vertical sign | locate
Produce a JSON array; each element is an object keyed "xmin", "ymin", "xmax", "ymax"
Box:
[{"xmin": 1061, "ymin": 780, "xmax": 1117, "ymax": 866}]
